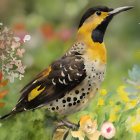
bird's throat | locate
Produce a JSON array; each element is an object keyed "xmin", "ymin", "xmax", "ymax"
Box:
[
  {"xmin": 86, "ymin": 40, "xmax": 107, "ymax": 64},
  {"xmin": 76, "ymin": 25, "xmax": 107, "ymax": 64}
]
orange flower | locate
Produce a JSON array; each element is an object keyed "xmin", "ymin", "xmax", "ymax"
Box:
[
  {"xmin": 71, "ymin": 115, "xmax": 101, "ymax": 140},
  {"xmin": 0, "ymin": 72, "xmax": 9, "ymax": 109}
]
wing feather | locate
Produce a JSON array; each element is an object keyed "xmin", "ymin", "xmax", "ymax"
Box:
[{"xmin": 15, "ymin": 55, "xmax": 86, "ymax": 111}]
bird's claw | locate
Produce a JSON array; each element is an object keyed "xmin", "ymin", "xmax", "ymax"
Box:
[
  {"xmin": 61, "ymin": 119, "xmax": 78, "ymax": 131},
  {"xmin": 52, "ymin": 119, "xmax": 79, "ymax": 137}
]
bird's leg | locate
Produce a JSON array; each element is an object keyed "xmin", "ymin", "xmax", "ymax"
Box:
[
  {"xmin": 52, "ymin": 121, "xmax": 65, "ymax": 137},
  {"xmin": 53, "ymin": 121, "xmax": 65, "ymax": 133},
  {"xmin": 53, "ymin": 119, "xmax": 79, "ymax": 136},
  {"xmin": 61, "ymin": 119, "xmax": 79, "ymax": 131}
]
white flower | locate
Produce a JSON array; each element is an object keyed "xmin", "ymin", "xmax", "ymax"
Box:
[
  {"xmin": 5, "ymin": 63, "xmax": 13, "ymax": 72},
  {"xmin": 23, "ymin": 34, "xmax": 31, "ymax": 42},
  {"xmin": 101, "ymin": 122, "xmax": 116, "ymax": 139},
  {"xmin": 16, "ymin": 65, "xmax": 26, "ymax": 74},
  {"xmin": 7, "ymin": 72, "xmax": 19, "ymax": 83},
  {"xmin": 19, "ymin": 74, "xmax": 24, "ymax": 80},
  {"xmin": 14, "ymin": 37, "xmax": 21, "ymax": 42}
]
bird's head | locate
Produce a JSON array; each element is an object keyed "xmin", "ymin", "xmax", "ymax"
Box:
[{"xmin": 78, "ymin": 6, "xmax": 134, "ymax": 43}]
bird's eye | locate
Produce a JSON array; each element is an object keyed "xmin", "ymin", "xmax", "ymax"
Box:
[{"xmin": 96, "ymin": 11, "xmax": 101, "ymax": 16}]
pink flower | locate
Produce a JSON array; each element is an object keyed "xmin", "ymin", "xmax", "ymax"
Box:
[
  {"xmin": 101, "ymin": 122, "xmax": 116, "ymax": 139},
  {"xmin": 5, "ymin": 64, "xmax": 13, "ymax": 72},
  {"xmin": 16, "ymin": 65, "xmax": 26, "ymax": 74},
  {"xmin": 0, "ymin": 24, "xmax": 27, "ymax": 82},
  {"xmin": 2, "ymin": 27, "xmax": 8, "ymax": 33},
  {"xmin": 11, "ymin": 41, "xmax": 20, "ymax": 51},
  {"xmin": 57, "ymin": 28, "xmax": 72, "ymax": 41},
  {"xmin": 16, "ymin": 48, "xmax": 25, "ymax": 58},
  {"xmin": 0, "ymin": 42, "xmax": 5, "ymax": 49},
  {"xmin": 0, "ymin": 53, "xmax": 6, "ymax": 61}
]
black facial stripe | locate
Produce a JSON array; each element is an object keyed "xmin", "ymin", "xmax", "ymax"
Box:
[
  {"xmin": 92, "ymin": 30, "xmax": 104, "ymax": 43},
  {"xmin": 91, "ymin": 15, "xmax": 113, "ymax": 43},
  {"xmin": 78, "ymin": 6, "xmax": 113, "ymax": 28}
]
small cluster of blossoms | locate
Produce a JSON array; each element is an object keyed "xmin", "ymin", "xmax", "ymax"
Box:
[
  {"xmin": 54, "ymin": 115, "xmax": 116, "ymax": 140},
  {"xmin": 0, "ymin": 23, "xmax": 30, "ymax": 82},
  {"xmin": 71, "ymin": 115, "xmax": 115, "ymax": 140}
]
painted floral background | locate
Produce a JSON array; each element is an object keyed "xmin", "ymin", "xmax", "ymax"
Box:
[{"xmin": 0, "ymin": 0, "xmax": 140, "ymax": 140}]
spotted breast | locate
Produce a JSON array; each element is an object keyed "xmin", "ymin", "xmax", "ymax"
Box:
[{"xmin": 45, "ymin": 42, "xmax": 106, "ymax": 115}]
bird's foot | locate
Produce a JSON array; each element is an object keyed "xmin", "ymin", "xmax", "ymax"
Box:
[
  {"xmin": 53, "ymin": 119, "xmax": 79, "ymax": 136},
  {"xmin": 61, "ymin": 119, "xmax": 78, "ymax": 131}
]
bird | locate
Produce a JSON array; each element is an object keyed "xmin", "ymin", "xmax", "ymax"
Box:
[{"xmin": 0, "ymin": 6, "xmax": 133, "ymax": 124}]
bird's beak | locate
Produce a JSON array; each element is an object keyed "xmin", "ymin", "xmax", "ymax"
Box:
[{"xmin": 109, "ymin": 6, "xmax": 134, "ymax": 16}]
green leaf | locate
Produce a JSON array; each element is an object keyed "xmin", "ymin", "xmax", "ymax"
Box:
[
  {"xmin": 104, "ymin": 92, "xmax": 115, "ymax": 100},
  {"xmin": 124, "ymin": 87, "xmax": 135, "ymax": 93},
  {"xmin": 118, "ymin": 102, "xmax": 140, "ymax": 125},
  {"xmin": 63, "ymin": 130, "xmax": 69, "ymax": 140}
]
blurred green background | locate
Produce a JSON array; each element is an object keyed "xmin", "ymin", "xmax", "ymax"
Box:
[{"xmin": 0, "ymin": 0, "xmax": 140, "ymax": 140}]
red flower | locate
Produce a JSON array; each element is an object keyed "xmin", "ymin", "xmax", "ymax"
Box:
[
  {"xmin": 0, "ymin": 72, "xmax": 9, "ymax": 109},
  {"xmin": 40, "ymin": 23, "xmax": 55, "ymax": 40}
]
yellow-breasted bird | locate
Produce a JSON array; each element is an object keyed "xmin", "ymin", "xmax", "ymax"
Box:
[{"xmin": 0, "ymin": 6, "xmax": 133, "ymax": 122}]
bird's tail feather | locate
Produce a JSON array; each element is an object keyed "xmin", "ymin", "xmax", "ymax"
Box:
[
  {"xmin": 0, "ymin": 111, "xmax": 15, "ymax": 120},
  {"xmin": 0, "ymin": 107, "xmax": 24, "ymax": 120},
  {"xmin": 0, "ymin": 99, "xmax": 26, "ymax": 120}
]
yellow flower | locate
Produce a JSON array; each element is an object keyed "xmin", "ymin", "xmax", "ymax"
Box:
[
  {"xmin": 121, "ymin": 94, "xmax": 130, "ymax": 102},
  {"xmin": 130, "ymin": 100, "xmax": 137, "ymax": 107},
  {"xmin": 117, "ymin": 86, "xmax": 127, "ymax": 94},
  {"xmin": 124, "ymin": 100, "xmax": 137, "ymax": 110},
  {"xmin": 130, "ymin": 116, "xmax": 136, "ymax": 123},
  {"xmin": 137, "ymin": 109, "xmax": 140, "ymax": 115},
  {"xmin": 138, "ymin": 86, "xmax": 140, "ymax": 89},
  {"xmin": 98, "ymin": 98, "xmax": 104, "ymax": 105},
  {"xmin": 87, "ymin": 131, "xmax": 101, "ymax": 140},
  {"xmin": 109, "ymin": 101, "xmax": 115, "ymax": 107},
  {"xmin": 114, "ymin": 106, "xmax": 120, "ymax": 113},
  {"xmin": 117, "ymin": 86, "xmax": 130, "ymax": 102},
  {"xmin": 80, "ymin": 115, "xmax": 91, "ymax": 128},
  {"xmin": 71, "ymin": 131, "xmax": 85, "ymax": 140},
  {"xmin": 124, "ymin": 104, "xmax": 129, "ymax": 110},
  {"xmin": 71, "ymin": 115, "xmax": 101, "ymax": 140},
  {"xmin": 132, "ymin": 123, "xmax": 140, "ymax": 132},
  {"xmin": 100, "ymin": 89, "xmax": 107, "ymax": 96},
  {"xmin": 109, "ymin": 113, "xmax": 117, "ymax": 122}
]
